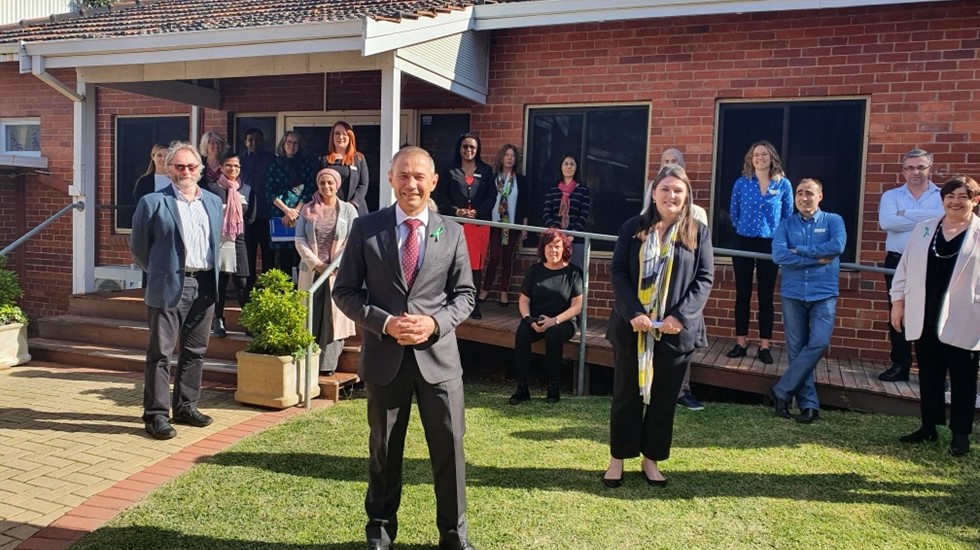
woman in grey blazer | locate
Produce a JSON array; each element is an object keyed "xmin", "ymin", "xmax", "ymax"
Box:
[
  {"xmin": 295, "ymin": 168, "xmax": 358, "ymax": 375},
  {"xmin": 603, "ymin": 164, "xmax": 714, "ymax": 488}
]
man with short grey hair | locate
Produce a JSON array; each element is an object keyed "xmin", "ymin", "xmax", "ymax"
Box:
[
  {"xmin": 131, "ymin": 141, "xmax": 223, "ymax": 439},
  {"xmin": 877, "ymin": 149, "xmax": 944, "ymax": 382}
]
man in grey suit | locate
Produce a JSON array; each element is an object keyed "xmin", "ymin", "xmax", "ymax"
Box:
[
  {"xmin": 334, "ymin": 146, "xmax": 477, "ymax": 550},
  {"xmin": 130, "ymin": 141, "xmax": 222, "ymax": 440}
]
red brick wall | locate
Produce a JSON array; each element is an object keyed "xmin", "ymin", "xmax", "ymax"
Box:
[
  {"xmin": 0, "ymin": 64, "xmax": 75, "ymax": 321},
  {"xmin": 472, "ymin": 0, "xmax": 980, "ymax": 360}
]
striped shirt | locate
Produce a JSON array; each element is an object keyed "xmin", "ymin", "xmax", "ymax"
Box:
[
  {"xmin": 172, "ymin": 184, "xmax": 213, "ymax": 271},
  {"xmin": 541, "ymin": 184, "xmax": 591, "ymax": 232}
]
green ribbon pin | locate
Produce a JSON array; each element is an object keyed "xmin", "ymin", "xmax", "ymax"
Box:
[{"xmin": 431, "ymin": 226, "xmax": 445, "ymax": 242}]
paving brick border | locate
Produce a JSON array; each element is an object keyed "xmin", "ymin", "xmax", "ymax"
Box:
[{"xmin": 14, "ymin": 398, "xmax": 332, "ymax": 550}]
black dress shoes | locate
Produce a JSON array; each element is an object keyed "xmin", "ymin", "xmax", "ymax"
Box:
[
  {"xmin": 899, "ymin": 427, "xmax": 938, "ymax": 443},
  {"xmin": 727, "ymin": 344, "xmax": 748, "ymax": 358},
  {"xmin": 509, "ymin": 383, "xmax": 530, "ymax": 405},
  {"xmin": 601, "ymin": 474, "xmax": 623, "ymax": 488},
  {"xmin": 795, "ymin": 408, "xmax": 819, "ymax": 424},
  {"xmin": 879, "ymin": 362, "xmax": 910, "ymax": 382},
  {"xmin": 145, "ymin": 416, "xmax": 177, "ymax": 440},
  {"xmin": 950, "ymin": 434, "xmax": 971, "ymax": 456},
  {"xmin": 172, "ymin": 408, "xmax": 214, "ymax": 428},
  {"xmin": 211, "ymin": 317, "xmax": 227, "ymax": 338},
  {"xmin": 758, "ymin": 347, "xmax": 774, "ymax": 365},
  {"xmin": 770, "ymin": 388, "xmax": 792, "ymax": 419},
  {"xmin": 470, "ymin": 303, "xmax": 482, "ymax": 320},
  {"xmin": 643, "ymin": 472, "xmax": 668, "ymax": 487}
]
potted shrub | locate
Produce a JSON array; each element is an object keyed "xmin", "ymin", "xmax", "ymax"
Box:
[
  {"xmin": 0, "ymin": 256, "xmax": 30, "ymax": 368},
  {"xmin": 235, "ymin": 268, "xmax": 320, "ymax": 408}
]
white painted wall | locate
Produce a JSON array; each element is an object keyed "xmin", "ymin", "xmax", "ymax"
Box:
[{"xmin": 0, "ymin": 1, "xmax": 74, "ymax": 26}]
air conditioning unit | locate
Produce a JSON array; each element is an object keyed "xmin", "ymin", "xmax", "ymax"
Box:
[{"xmin": 93, "ymin": 265, "xmax": 143, "ymax": 292}]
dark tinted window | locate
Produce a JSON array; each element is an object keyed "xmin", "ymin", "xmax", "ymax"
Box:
[
  {"xmin": 115, "ymin": 116, "xmax": 189, "ymax": 231},
  {"xmin": 526, "ymin": 105, "xmax": 649, "ymax": 251}
]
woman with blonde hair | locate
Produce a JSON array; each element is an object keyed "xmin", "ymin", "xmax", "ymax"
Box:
[
  {"xmin": 603, "ymin": 164, "xmax": 713, "ymax": 488},
  {"xmin": 132, "ymin": 143, "xmax": 170, "ymax": 206},
  {"xmin": 198, "ymin": 131, "xmax": 228, "ymax": 188}
]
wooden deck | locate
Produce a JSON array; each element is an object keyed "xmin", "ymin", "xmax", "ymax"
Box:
[{"xmin": 458, "ymin": 304, "xmax": 980, "ymax": 418}]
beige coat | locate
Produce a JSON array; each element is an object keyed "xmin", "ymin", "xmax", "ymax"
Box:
[
  {"xmin": 295, "ymin": 200, "xmax": 358, "ymax": 341},
  {"xmin": 891, "ymin": 215, "xmax": 980, "ymax": 351}
]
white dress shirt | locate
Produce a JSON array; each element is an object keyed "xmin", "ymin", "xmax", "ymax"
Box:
[{"xmin": 878, "ymin": 182, "xmax": 944, "ymax": 254}]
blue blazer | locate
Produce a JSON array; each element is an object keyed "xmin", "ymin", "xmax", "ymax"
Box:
[{"xmin": 130, "ymin": 185, "xmax": 223, "ymax": 309}]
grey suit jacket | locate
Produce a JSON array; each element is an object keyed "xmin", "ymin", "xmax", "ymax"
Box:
[
  {"xmin": 130, "ymin": 185, "xmax": 223, "ymax": 309},
  {"xmin": 333, "ymin": 206, "xmax": 476, "ymax": 385}
]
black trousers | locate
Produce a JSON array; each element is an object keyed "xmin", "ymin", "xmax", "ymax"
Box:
[
  {"xmin": 514, "ymin": 317, "xmax": 575, "ymax": 383},
  {"xmin": 143, "ymin": 272, "xmax": 215, "ymax": 423},
  {"xmin": 884, "ymin": 252, "xmax": 914, "ymax": 367},
  {"xmin": 215, "ymin": 272, "xmax": 248, "ymax": 321},
  {"xmin": 914, "ymin": 330, "xmax": 979, "ymax": 435},
  {"xmin": 732, "ymin": 235, "xmax": 778, "ymax": 339},
  {"xmin": 245, "ymin": 218, "xmax": 273, "ymax": 290},
  {"xmin": 609, "ymin": 336, "xmax": 692, "ymax": 461},
  {"xmin": 364, "ymin": 352, "xmax": 468, "ymax": 547}
]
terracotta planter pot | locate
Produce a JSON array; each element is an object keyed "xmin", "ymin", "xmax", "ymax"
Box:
[
  {"xmin": 0, "ymin": 323, "xmax": 30, "ymax": 368},
  {"xmin": 234, "ymin": 350, "xmax": 321, "ymax": 409}
]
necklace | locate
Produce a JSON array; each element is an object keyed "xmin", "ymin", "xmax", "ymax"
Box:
[{"xmin": 930, "ymin": 223, "xmax": 961, "ymax": 259}]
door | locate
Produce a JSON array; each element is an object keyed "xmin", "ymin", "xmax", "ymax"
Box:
[{"xmin": 285, "ymin": 113, "xmax": 412, "ymax": 213}]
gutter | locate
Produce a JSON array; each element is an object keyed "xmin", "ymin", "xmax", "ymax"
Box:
[{"xmin": 19, "ymin": 43, "xmax": 83, "ymax": 102}]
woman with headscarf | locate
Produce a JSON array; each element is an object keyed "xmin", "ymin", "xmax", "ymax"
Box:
[
  {"xmin": 436, "ymin": 132, "xmax": 496, "ymax": 319},
  {"xmin": 541, "ymin": 154, "xmax": 591, "ymax": 268},
  {"xmin": 267, "ymin": 130, "xmax": 317, "ymax": 278},
  {"xmin": 890, "ymin": 176, "xmax": 980, "ymax": 457},
  {"xmin": 204, "ymin": 151, "xmax": 256, "ymax": 338},
  {"xmin": 295, "ymin": 168, "xmax": 358, "ymax": 375},
  {"xmin": 602, "ymin": 164, "xmax": 713, "ymax": 488},
  {"xmin": 321, "ymin": 121, "xmax": 370, "ymax": 216}
]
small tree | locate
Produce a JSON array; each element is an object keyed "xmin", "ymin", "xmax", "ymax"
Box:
[
  {"xmin": 239, "ymin": 269, "xmax": 315, "ymax": 360},
  {"xmin": 0, "ymin": 256, "xmax": 27, "ymax": 325}
]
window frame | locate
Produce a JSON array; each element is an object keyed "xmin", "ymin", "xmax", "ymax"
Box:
[
  {"xmin": 709, "ymin": 97, "xmax": 870, "ymax": 264},
  {"xmin": 0, "ymin": 118, "xmax": 42, "ymax": 157},
  {"xmin": 522, "ymin": 102, "xmax": 652, "ymax": 256}
]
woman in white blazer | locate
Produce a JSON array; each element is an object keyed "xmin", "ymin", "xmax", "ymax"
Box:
[
  {"xmin": 295, "ymin": 168, "xmax": 358, "ymax": 375},
  {"xmin": 890, "ymin": 176, "xmax": 980, "ymax": 456}
]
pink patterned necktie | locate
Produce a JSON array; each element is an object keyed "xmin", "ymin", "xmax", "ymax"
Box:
[{"xmin": 401, "ymin": 218, "xmax": 423, "ymax": 287}]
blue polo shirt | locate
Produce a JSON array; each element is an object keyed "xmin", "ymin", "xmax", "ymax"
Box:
[
  {"xmin": 729, "ymin": 175, "xmax": 794, "ymax": 239},
  {"xmin": 772, "ymin": 209, "xmax": 847, "ymax": 302}
]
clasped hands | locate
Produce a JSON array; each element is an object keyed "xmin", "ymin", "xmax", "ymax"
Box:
[
  {"xmin": 386, "ymin": 313, "xmax": 437, "ymax": 346},
  {"xmin": 630, "ymin": 314, "xmax": 683, "ymax": 335},
  {"xmin": 282, "ymin": 208, "xmax": 300, "ymax": 227},
  {"xmin": 455, "ymin": 207, "xmax": 477, "ymax": 219},
  {"xmin": 531, "ymin": 316, "xmax": 558, "ymax": 333}
]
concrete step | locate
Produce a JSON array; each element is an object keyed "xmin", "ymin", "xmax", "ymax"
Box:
[
  {"xmin": 28, "ymin": 337, "xmax": 238, "ymax": 385},
  {"xmin": 38, "ymin": 314, "xmax": 251, "ymax": 361},
  {"xmin": 69, "ymin": 291, "xmax": 244, "ymax": 330}
]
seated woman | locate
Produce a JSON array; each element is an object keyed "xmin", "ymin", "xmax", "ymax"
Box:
[
  {"xmin": 295, "ymin": 168, "xmax": 358, "ymax": 375},
  {"xmin": 510, "ymin": 228, "xmax": 584, "ymax": 405},
  {"xmin": 890, "ymin": 176, "xmax": 980, "ymax": 456},
  {"xmin": 203, "ymin": 152, "xmax": 256, "ymax": 338}
]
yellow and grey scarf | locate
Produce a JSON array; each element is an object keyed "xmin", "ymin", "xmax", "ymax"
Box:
[{"xmin": 637, "ymin": 224, "xmax": 677, "ymax": 405}]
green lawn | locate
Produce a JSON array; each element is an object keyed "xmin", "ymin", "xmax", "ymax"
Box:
[{"xmin": 74, "ymin": 384, "xmax": 980, "ymax": 549}]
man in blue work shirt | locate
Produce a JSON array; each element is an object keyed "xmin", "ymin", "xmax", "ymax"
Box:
[{"xmin": 770, "ymin": 178, "xmax": 846, "ymax": 423}]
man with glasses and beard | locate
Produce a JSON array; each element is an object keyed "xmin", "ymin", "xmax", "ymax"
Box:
[
  {"xmin": 877, "ymin": 149, "xmax": 944, "ymax": 382},
  {"xmin": 131, "ymin": 141, "xmax": 223, "ymax": 440}
]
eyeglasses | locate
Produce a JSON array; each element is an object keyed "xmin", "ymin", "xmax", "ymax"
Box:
[
  {"xmin": 170, "ymin": 163, "xmax": 199, "ymax": 172},
  {"xmin": 902, "ymin": 165, "xmax": 931, "ymax": 173},
  {"xmin": 461, "ymin": 145, "xmax": 478, "ymax": 150}
]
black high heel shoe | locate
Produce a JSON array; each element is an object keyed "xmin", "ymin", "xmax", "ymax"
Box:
[
  {"xmin": 899, "ymin": 427, "xmax": 938, "ymax": 443},
  {"xmin": 601, "ymin": 475, "xmax": 622, "ymax": 488}
]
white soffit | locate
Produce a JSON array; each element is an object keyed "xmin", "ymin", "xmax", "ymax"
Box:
[
  {"xmin": 472, "ymin": 0, "xmax": 953, "ymax": 30},
  {"xmin": 395, "ymin": 30, "xmax": 489, "ymax": 104},
  {"xmin": 17, "ymin": 19, "xmax": 363, "ymax": 70},
  {"xmin": 363, "ymin": 7, "xmax": 474, "ymax": 56}
]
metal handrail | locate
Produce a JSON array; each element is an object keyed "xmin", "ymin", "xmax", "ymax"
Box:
[
  {"xmin": 446, "ymin": 216, "xmax": 896, "ymax": 395},
  {"xmin": 303, "ymin": 254, "xmax": 345, "ymax": 410},
  {"xmin": 0, "ymin": 201, "xmax": 85, "ymax": 256}
]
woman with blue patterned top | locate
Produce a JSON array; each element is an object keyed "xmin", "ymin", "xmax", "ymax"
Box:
[
  {"xmin": 726, "ymin": 141, "xmax": 793, "ymax": 364},
  {"xmin": 267, "ymin": 130, "xmax": 317, "ymax": 279}
]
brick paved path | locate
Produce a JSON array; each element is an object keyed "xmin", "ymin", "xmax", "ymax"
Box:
[{"xmin": 0, "ymin": 362, "xmax": 322, "ymax": 550}]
